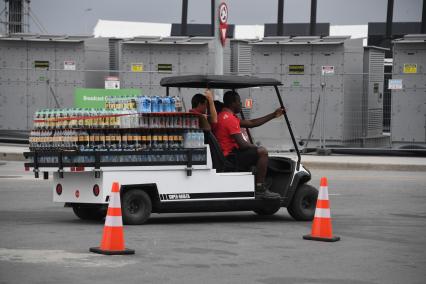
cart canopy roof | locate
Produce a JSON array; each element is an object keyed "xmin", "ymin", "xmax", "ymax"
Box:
[{"xmin": 160, "ymin": 75, "xmax": 282, "ymax": 89}]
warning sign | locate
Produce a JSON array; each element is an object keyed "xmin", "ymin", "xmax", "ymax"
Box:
[
  {"xmin": 388, "ymin": 79, "xmax": 403, "ymax": 90},
  {"xmin": 105, "ymin": 76, "xmax": 120, "ymax": 89},
  {"xmin": 34, "ymin": 61, "xmax": 49, "ymax": 69},
  {"xmin": 131, "ymin": 63, "xmax": 143, "ymax": 72},
  {"xmin": 403, "ymin": 64, "xmax": 417, "ymax": 74},
  {"xmin": 245, "ymin": 98, "xmax": 253, "ymax": 109},
  {"xmin": 321, "ymin": 65, "xmax": 335, "ymax": 75},
  {"xmin": 289, "ymin": 65, "xmax": 304, "ymax": 75},
  {"xmin": 64, "ymin": 60, "xmax": 76, "ymax": 71},
  {"xmin": 157, "ymin": 64, "xmax": 173, "ymax": 72}
]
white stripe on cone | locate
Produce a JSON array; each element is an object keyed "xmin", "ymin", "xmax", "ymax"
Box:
[
  {"xmin": 109, "ymin": 192, "xmax": 121, "ymax": 208},
  {"xmin": 318, "ymin": 186, "xmax": 329, "ymax": 200},
  {"xmin": 105, "ymin": 215, "xmax": 123, "ymax": 227},
  {"xmin": 314, "ymin": 208, "xmax": 331, "ymax": 218}
]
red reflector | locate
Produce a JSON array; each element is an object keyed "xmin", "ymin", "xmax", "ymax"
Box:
[
  {"xmin": 56, "ymin": 184, "xmax": 62, "ymax": 195},
  {"xmin": 25, "ymin": 166, "xmax": 30, "ymax": 172},
  {"xmin": 75, "ymin": 166, "xmax": 84, "ymax": 172},
  {"xmin": 93, "ymin": 184, "xmax": 100, "ymax": 196},
  {"xmin": 75, "ymin": 190, "xmax": 80, "ymax": 198}
]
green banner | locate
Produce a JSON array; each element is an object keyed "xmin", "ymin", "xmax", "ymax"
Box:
[{"xmin": 74, "ymin": 88, "xmax": 141, "ymax": 108}]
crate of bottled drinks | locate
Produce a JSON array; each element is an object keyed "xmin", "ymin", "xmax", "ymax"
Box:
[{"xmin": 24, "ymin": 95, "xmax": 207, "ymax": 171}]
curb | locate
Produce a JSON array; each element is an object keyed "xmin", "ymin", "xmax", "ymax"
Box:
[
  {"xmin": 1, "ymin": 152, "xmax": 26, "ymax": 162},
  {"xmin": 303, "ymin": 161, "xmax": 426, "ymax": 172}
]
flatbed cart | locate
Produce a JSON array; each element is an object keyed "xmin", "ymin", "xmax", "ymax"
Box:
[{"xmin": 24, "ymin": 75, "xmax": 318, "ymax": 224}]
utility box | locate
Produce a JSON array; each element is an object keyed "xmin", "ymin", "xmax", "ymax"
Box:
[
  {"xmin": 0, "ymin": 34, "xmax": 109, "ymax": 131},
  {"xmin": 246, "ymin": 36, "xmax": 365, "ymax": 150},
  {"xmin": 119, "ymin": 36, "xmax": 215, "ymax": 108},
  {"xmin": 362, "ymin": 46, "xmax": 387, "ymax": 141},
  {"xmin": 391, "ymin": 34, "xmax": 426, "ymax": 148}
]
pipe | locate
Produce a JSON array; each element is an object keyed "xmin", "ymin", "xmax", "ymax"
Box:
[
  {"xmin": 310, "ymin": 0, "xmax": 317, "ymax": 36},
  {"xmin": 277, "ymin": 0, "xmax": 284, "ymax": 36},
  {"xmin": 181, "ymin": 0, "xmax": 188, "ymax": 36},
  {"xmin": 386, "ymin": 0, "xmax": 394, "ymax": 40},
  {"xmin": 422, "ymin": 0, "xmax": 426, "ymax": 34}
]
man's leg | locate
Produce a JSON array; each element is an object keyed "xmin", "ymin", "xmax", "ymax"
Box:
[
  {"xmin": 255, "ymin": 146, "xmax": 268, "ymax": 184},
  {"xmin": 255, "ymin": 147, "xmax": 280, "ymax": 199}
]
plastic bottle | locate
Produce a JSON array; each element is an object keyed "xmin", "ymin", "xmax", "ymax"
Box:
[
  {"xmin": 174, "ymin": 96, "xmax": 182, "ymax": 112},
  {"xmin": 170, "ymin": 97, "xmax": 176, "ymax": 112},
  {"xmin": 145, "ymin": 96, "xmax": 151, "ymax": 113},
  {"xmin": 151, "ymin": 96, "xmax": 158, "ymax": 113}
]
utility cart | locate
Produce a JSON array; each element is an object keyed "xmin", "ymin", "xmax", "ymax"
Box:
[{"xmin": 24, "ymin": 75, "xmax": 318, "ymax": 224}]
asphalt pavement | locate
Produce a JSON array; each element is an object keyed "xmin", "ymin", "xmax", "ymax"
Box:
[{"xmin": 0, "ymin": 162, "xmax": 425, "ymax": 284}]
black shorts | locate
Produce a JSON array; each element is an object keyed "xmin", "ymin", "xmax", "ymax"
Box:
[{"xmin": 226, "ymin": 147, "xmax": 258, "ymax": 171}]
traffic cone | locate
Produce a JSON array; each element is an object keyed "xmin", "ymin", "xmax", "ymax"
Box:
[
  {"xmin": 90, "ymin": 182, "xmax": 135, "ymax": 255},
  {"xmin": 303, "ymin": 177, "xmax": 340, "ymax": 242}
]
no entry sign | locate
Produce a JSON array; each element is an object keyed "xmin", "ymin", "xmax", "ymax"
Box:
[{"xmin": 219, "ymin": 2, "xmax": 228, "ymax": 47}]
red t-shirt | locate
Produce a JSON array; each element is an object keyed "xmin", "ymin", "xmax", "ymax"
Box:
[{"xmin": 213, "ymin": 110, "xmax": 240, "ymax": 156}]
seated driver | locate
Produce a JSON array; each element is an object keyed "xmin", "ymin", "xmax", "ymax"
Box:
[{"xmin": 213, "ymin": 90, "xmax": 285, "ymax": 200}]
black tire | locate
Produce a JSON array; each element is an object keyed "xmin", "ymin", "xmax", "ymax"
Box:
[
  {"xmin": 72, "ymin": 205, "xmax": 106, "ymax": 221},
  {"xmin": 287, "ymin": 183, "xmax": 318, "ymax": 221},
  {"xmin": 122, "ymin": 189, "xmax": 152, "ymax": 225}
]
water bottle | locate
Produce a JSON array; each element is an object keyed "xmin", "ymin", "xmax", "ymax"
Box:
[
  {"xmin": 145, "ymin": 96, "xmax": 151, "ymax": 113},
  {"xmin": 170, "ymin": 97, "xmax": 176, "ymax": 112},
  {"xmin": 151, "ymin": 96, "xmax": 158, "ymax": 113}
]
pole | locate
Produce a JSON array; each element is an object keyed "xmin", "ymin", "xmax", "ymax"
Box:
[
  {"xmin": 386, "ymin": 0, "xmax": 394, "ymax": 41},
  {"xmin": 181, "ymin": 0, "xmax": 188, "ymax": 36},
  {"xmin": 310, "ymin": 0, "xmax": 317, "ymax": 36},
  {"xmin": 211, "ymin": 0, "xmax": 215, "ymax": 36},
  {"xmin": 277, "ymin": 0, "xmax": 284, "ymax": 36},
  {"xmin": 421, "ymin": 0, "xmax": 426, "ymax": 34},
  {"xmin": 213, "ymin": 0, "xmax": 224, "ymax": 100}
]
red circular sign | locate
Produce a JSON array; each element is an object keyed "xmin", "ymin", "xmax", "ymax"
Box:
[{"xmin": 219, "ymin": 3, "xmax": 228, "ymax": 24}]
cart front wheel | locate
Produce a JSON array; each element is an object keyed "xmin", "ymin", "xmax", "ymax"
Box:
[
  {"xmin": 287, "ymin": 184, "xmax": 318, "ymax": 221},
  {"xmin": 122, "ymin": 189, "xmax": 152, "ymax": 225}
]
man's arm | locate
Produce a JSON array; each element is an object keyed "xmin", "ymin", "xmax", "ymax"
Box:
[
  {"xmin": 240, "ymin": 108, "xmax": 285, "ymax": 128},
  {"xmin": 205, "ymin": 89, "xmax": 217, "ymax": 124},
  {"xmin": 231, "ymin": 133, "xmax": 255, "ymax": 150}
]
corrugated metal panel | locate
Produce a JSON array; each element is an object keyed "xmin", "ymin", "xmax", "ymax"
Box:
[
  {"xmin": 368, "ymin": 109, "xmax": 383, "ymax": 133},
  {"xmin": 230, "ymin": 41, "xmax": 252, "ymax": 75},
  {"xmin": 369, "ymin": 50, "xmax": 384, "ymax": 82}
]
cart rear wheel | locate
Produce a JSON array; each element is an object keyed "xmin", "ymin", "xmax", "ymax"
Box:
[
  {"xmin": 122, "ymin": 189, "xmax": 152, "ymax": 225},
  {"xmin": 287, "ymin": 184, "xmax": 318, "ymax": 221},
  {"xmin": 72, "ymin": 205, "xmax": 106, "ymax": 221}
]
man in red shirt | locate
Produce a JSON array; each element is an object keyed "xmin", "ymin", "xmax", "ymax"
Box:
[
  {"xmin": 189, "ymin": 89, "xmax": 217, "ymax": 131},
  {"xmin": 214, "ymin": 91, "xmax": 284, "ymax": 199}
]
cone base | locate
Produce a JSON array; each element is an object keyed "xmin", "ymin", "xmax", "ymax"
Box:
[
  {"xmin": 90, "ymin": 247, "xmax": 135, "ymax": 255},
  {"xmin": 303, "ymin": 234, "xmax": 340, "ymax": 242}
]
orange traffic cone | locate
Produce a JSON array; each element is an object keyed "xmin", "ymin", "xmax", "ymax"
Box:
[
  {"xmin": 90, "ymin": 182, "xmax": 135, "ymax": 255},
  {"xmin": 303, "ymin": 177, "xmax": 340, "ymax": 242}
]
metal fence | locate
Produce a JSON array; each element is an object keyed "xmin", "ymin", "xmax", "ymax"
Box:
[{"xmin": 0, "ymin": 69, "xmax": 425, "ymax": 151}]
